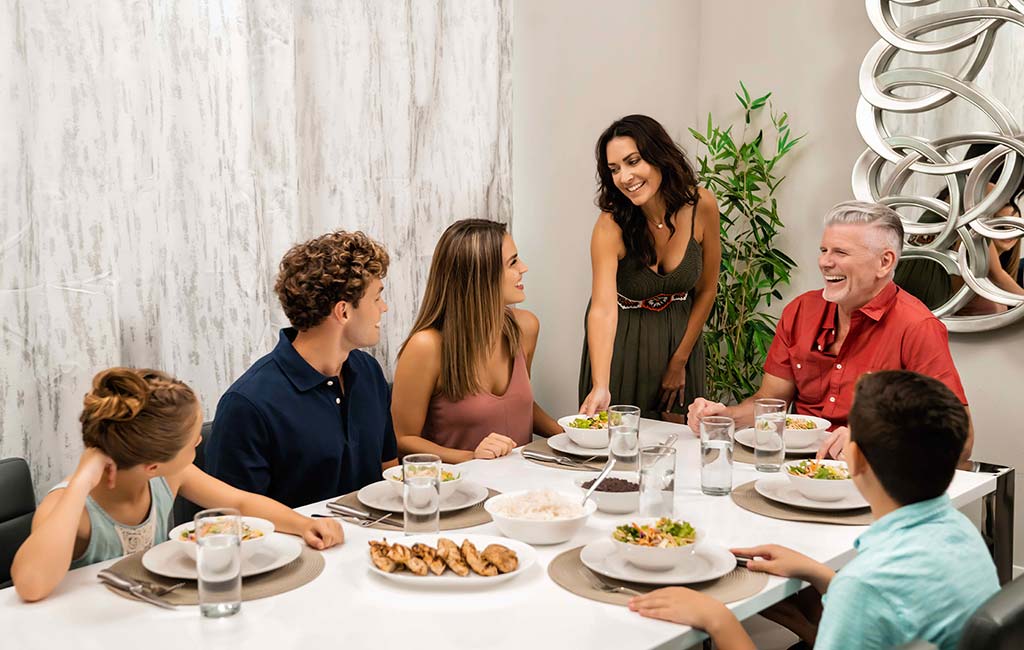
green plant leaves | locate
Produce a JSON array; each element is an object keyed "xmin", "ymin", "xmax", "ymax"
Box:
[{"xmin": 694, "ymin": 82, "xmax": 802, "ymax": 404}]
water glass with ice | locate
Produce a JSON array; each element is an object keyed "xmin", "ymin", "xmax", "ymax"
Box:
[
  {"xmin": 608, "ymin": 405, "xmax": 641, "ymax": 472},
  {"xmin": 754, "ymin": 398, "xmax": 787, "ymax": 472},
  {"xmin": 700, "ymin": 415, "xmax": 735, "ymax": 496},
  {"xmin": 195, "ymin": 508, "xmax": 242, "ymax": 618},
  {"xmin": 403, "ymin": 453, "xmax": 441, "ymax": 534},
  {"xmin": 639, "ymin": 445, "xmax": 676, "ymax": 517}
]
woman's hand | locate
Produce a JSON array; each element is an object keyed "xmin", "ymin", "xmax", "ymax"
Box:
[
  {"xmin": 473, "ymin": 433, "xmax": 517, "ymax": 459},
  {"xmin": 70, "ymin": 447, "xmax": 117, "ymax": 491},
  {"xmin": 299, "ymin": 517, "xmax": 344, "ymax": 550},
  {"xmin": 580, "ymin": 386, "xmax": 611, "ymax": 416},
  {"xmin": 658, "ymin": 357, "xmax": 687, "ymax": 413}
]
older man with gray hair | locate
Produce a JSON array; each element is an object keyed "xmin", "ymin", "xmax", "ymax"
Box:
[{"xmin": 689, "ymin": 200, "xmax": 972, "ymax": 462}]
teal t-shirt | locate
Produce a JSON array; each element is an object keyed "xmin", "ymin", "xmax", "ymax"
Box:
[{"xmin": 816, "ymin": 494, "xmax": 999, "ymax": 650}]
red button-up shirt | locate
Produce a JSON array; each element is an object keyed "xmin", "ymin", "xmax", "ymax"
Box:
[{"xmin": 764, "ymin": 282, "xmax": 967, "ymax": 429}]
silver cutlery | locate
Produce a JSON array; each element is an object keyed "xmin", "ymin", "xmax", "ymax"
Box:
[
  {"xmin": 324, "ymin": 503, "xmax": 402, "ymax": 528},
  {"xmin": 522, "ymin": 450, "xmax": 599, "ymax": 469},
  {"xmin": 132, "ymin": 578, "xmax": 186, "ymax": 596},
  {"xmin": 578, "ymin": 567, "xmax": 644, "ymax": 597},
  {"xmin": 580, "ymin": 458, "xmax": 617, "ymax": 506},
  {"xmin": 98, "ymin": 570, "xmax": 177, "ymax": 609}
]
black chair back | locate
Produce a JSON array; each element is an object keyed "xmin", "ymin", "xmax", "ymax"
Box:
[
  {"xmin": 0, "ymin": 458, "xmax": 36, "ymax": 588},
  {"xmin": 958, "ymin": 574, "xmax": 1024, "ymax": 650},
  {"xmin": 171, "ymin": 421, "xmax": 213, "ymax": 527}
]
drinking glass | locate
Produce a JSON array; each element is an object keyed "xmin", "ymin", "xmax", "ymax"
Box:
[
  {"xmin": 608, "ymin": 405, "xmax": 641, "ymax": 471},
  {"xmin": 639, "ymin": 446, "xmax": 676, "ymax": 517},
  {"xmin": 403, "ymin": 454, "xmax": 441, "ymax": 534},
  {"xmin": 194, "ymin": 508, "xmax": 242, "ymax": 618},
  {"xmin": 754, "ymin": 398, "xmax": 787, "ymax": 472},
  {"xmin": 700, "ymin": 416, "xmax": 735, "ymax": 496}
]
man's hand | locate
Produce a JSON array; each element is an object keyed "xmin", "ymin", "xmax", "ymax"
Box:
[
  {"xmin": 686, "ymin": 398, "xmax": 727, "ymax": 433},
  {"xmin": 816, "ymin": 426, "xmax": 850, "ymax": 461},
  {"xmin": 473, "ymin": 433, "xmax": 517, "ymax": 459}
]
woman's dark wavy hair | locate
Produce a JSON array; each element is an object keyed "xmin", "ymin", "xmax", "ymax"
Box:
[{"xmin": 595, "ymin": 115, "xmax": 700, "ymax": 266}]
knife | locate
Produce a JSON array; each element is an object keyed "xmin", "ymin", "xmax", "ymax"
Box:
[
  {"xmin": 326, "ymin": 502, "xmax": 403, "ymax": 528},
  {"xmin": 522, "ymin": 450, "xmax": 593, "ymax": 468},
  {"xmin": 98, "ymin": 570, "xmax": 177, "ymax": 609}
]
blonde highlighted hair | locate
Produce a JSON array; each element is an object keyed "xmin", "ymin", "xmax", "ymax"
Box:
[
  {"xmin": 401, "ymin": 219, "xmax": 520, "ymax": 401},
  {"xmin": 80, "ymin": 368, "xmax": 199, "ymax": 469}
]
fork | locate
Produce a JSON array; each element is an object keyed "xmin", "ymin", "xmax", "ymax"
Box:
[
  {"xmin": 134, "ymin": 579, "xmax": 186, "ymax": 596},
  {"xmin": 579, "ymin": 567, "xmax": 644, "ymax": 597},
  {"xmin": 359, "ymin": 512, "xmax": 398, "ymax": 528}
]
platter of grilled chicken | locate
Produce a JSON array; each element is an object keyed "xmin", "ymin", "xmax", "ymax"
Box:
[{"xmin": 366, "ymin": 534, "xmax": 537, "ymax": 585}]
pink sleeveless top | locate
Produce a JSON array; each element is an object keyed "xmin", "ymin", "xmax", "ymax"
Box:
[{"xmin": 421, "ymin": 350, "xmax": 534, "ymax": 451}]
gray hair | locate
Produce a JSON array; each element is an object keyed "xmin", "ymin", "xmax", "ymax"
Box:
[{"xmin": 823, "ymin": 200, "xmax": 904, "ymax": 263}]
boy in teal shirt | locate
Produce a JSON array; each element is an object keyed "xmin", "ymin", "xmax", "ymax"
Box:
[{"xmin": 630, "ymin": 370, "xmax": 999, "ymax": 650}]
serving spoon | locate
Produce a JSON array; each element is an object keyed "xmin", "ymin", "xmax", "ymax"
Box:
[{"xmin": 580, "ymin": 458, "xmax": 616, "ymax": 506}]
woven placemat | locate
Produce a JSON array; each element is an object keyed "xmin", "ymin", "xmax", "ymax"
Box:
[
  {"xmin": 104, "ymin": 543, "xmax": 325, "ymax": 606},
  {"xmin": 332, "ymin": 488, "xmax": 500, "ymax": 531},
  {"xmin": 548, "ymin": 546, "xmax": 768, "ymax": 606},
  {"xmin": 730, "ymin": 480, "xmax": 872, "ymax": 526},
  {"xmin": 521, "ymin": 439, "xmax": 606, "ymax": 472}
]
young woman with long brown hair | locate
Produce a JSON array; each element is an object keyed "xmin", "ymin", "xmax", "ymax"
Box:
[
  {"xmin": 391, "ymin": 219, "xmax": 563, "ymax": 463},
  {"xmin": 11, "ymin": 367, "xmax": 343, "ymax": 602}
]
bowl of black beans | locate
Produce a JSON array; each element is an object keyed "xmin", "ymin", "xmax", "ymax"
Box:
[{"xmin": 574, "ymin": 471, "xmax": 640, "ymax": 514}]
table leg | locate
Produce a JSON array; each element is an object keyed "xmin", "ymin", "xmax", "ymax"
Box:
[{"xmin": 975, "ymin": 462, "xmax": 1015, "ymax": 585}]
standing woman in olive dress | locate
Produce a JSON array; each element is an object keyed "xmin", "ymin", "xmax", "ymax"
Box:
[{"xmin": 579, "ymin": 115, "xmax": 721, "ymax": 421}]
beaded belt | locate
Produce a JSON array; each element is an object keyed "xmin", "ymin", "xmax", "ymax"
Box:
[{"xmin": 616, "ymin": 291, "xmax": 689, "ymax": 312}]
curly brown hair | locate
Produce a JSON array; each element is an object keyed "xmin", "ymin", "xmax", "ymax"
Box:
[{"xmin": 274, "ymin": 230, "xmax": 390, "ymax": 331}]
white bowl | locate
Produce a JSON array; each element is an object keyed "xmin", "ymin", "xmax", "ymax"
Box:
[
  {"xmin": 169, "ymin": 516, "xmax": 274, "ymax": 561},
  {"xmin": 783, "ymin": 415, "xmax": 831, "ymax": 448},
  {"xmin": 784, "ymin": 459, "xmax": 858, "ymax": 502},
  {"xmin": 558, "ymin": 414, "xmax": 610, "ymax": 449},
  {"xmin": 383, "ymin": 463, "xmax": 463, "ymax": 500},
  {"xmin": 484, "ymin": 490, "xmax": 596, "ymax": 545},
  {"xmin": 573, "ymin": 471, "xmax": 639, "ymax": 514},
  {"xmin": 612, "ymin": 519, "xmax": 704, "ymax": 571}
]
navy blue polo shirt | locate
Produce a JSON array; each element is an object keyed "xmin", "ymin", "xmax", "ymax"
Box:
[{"xmin": 206, "ymin": 328, "xmax": 398, "ymax": 508}]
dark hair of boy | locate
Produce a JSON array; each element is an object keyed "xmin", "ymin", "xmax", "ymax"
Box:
[{"xmin": 848, "ymin": 370, "xmax": 968, "ymax": 505}]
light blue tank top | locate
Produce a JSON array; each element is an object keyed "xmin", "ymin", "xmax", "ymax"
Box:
[{"xmin": 49, "ymin": 477, "xmax": 175, "ymax": 569}]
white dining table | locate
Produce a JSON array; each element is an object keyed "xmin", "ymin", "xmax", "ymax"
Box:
[{"xmin": 0, "ymin": 418, "xmax": 997, "ymax": 650}]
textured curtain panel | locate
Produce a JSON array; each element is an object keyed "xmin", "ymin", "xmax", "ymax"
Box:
[{"xmin": 0, "ymin": 0, "xmax": 512, "ymax": 494}]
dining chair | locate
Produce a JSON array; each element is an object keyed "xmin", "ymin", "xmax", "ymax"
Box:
[
  {"xmin": 891, "ymin": 641, "xmax": 937, "ymax": 650},
  {"xmin": 957, "ymin": 573, "xmax": 1024, "ymax": 650},
  {"xmin": 170, "ymin": 420, "xmax": 213, "ymax": 526},
  {"xmin": 0, "ymin": 457, "xmax": 36, "ymax": 589}
]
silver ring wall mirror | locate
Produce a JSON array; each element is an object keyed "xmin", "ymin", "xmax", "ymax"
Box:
[{"xmin": 853, "ymin": 0, "xmax": 1024, "ymax": 332}]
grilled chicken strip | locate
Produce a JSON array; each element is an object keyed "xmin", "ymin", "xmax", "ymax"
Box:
[
  {"xmin": 482, "ymin": 544, "xmax": 518, "ymax": 573},
  {"xmin": 411, "ymin": 543, "xmax": 446, "ymax": 576},
  {"xmin": 368, "ymin": 540, "xmax": 398, "ymax": 573},
  {"xmin": 387, "ymin": 542, "xmax": 429, "ymax": 576},
  {"xmin": 436, "ymin": 538, "xmax": 470, "ymax": 577},
  {"xmin": 461, "ymin": 539, "xmax": 498, "ymax": 576}
]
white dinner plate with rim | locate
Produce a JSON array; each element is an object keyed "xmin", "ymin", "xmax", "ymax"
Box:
[
  {"xmin": 754, "ymin": 477, "xmax": 869, "ymax": 511},
  {"xmin": 734, "ymin": 427, "xmax": 819, "ymax": 454},
  {"xmin": 366, "ymin": 533, "xmax": 536, "ymax": 586},
  {"xmin": 357, "ymin": 479, "xmax": 490, "ymax": 514},
  {"xmin": 547, "ymin": 430, "xmax": 677, "ymax": 458},
  {"xmin": 141, "ymin": 532, "xmax": 303, "ymax": 580},
  {"xmin": 579, "ymin": 538, "xmax": 737, "ymax": 585}
]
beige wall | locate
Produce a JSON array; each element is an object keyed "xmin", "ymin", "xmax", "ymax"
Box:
[{"xmin": 514, "ymin": 1, "xmax": 1023, "ymax": 564}]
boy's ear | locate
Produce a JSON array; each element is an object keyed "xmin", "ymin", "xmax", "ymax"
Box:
[
  {"xmin": 846, "ymin": 441, "xmax": 867, "ymax": 477},
  {"xmin": 332, "ymin": 300, "xmax": 349, "ymax": 323}
]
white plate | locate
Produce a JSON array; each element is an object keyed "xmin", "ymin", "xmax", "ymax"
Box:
[
  {"xmin": 734, "ymin": 427, "xmax": 819, "ymax": 454},
  {"xmin": 357, "ymin": 479, "xmax": 489, "ymax": 514},
  {"xmin": 754, "ymin": 477, "xmax": 869, "ymax": 511},
  {"xmin": 547, "ymin": 429, "xmax": 677, "ymax": 458},
  {"xmin": 580, "ymin": 538, "xmax": 737, "ymax": 585},
  {"xmin": 366, "ymin": 534, "xmax": 536, "ymax": 586},
  {"xmin": 141, "ymin": 532, "xmax": 303, "ymax": 580}
]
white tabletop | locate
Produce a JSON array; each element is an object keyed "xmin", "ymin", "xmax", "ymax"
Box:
[{"xmin": 1, "ymin": 419, "xmax": 997, "ymax": 650}]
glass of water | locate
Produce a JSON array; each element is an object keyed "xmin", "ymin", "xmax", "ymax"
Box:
[
  {"xmin": 754, "ymin": 398, "xmax": 787, "ymax": 472},
  {"xmin": 403, "ymin": 454, "xmax": 441, "ymax": 534},
  {"xmin": 639, "ymin": 445, "xmax": 676, "ymax": 517},
  {"xmin": 194, "ymin": 508, "xmax": 242, "ymax": 618},
  {"xmin": 700, "ymin": 415, "xmax": 735, "ymax": 495},
  {"xmin": 608, "ymin": 405, "xmax": 641, "ymax": 471}
]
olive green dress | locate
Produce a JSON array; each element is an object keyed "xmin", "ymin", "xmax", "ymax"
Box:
[{"xmin": 579, "ymin": 206, "xmax": 707, "ymax": 420}]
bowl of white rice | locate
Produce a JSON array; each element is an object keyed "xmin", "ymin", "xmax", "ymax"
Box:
[{"xmin": 484, "ymin": 489, "xmax": 596, "ymax": 545}]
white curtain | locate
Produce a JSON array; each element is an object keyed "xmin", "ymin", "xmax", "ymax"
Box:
[{"xmin": 0, "ymin": 0, "xmax": 512, "ymax": 494}]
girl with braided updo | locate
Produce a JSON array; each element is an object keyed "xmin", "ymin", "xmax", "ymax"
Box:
[{"xmin": 12, "ymin": 367, "xmax": 343, "ymax": 602}]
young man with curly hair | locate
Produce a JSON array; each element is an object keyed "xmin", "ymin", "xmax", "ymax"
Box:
[{"xmin": 205, "ymin": 231, "xmax": 399, "ymax": 508}]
